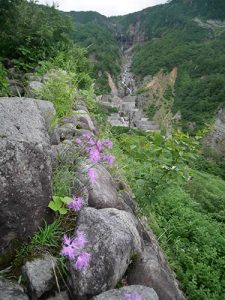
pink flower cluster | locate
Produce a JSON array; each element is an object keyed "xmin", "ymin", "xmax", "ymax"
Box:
[
  {"xmin": 67, "ymin": 196, "xmax": 83, "ymax": 212},
  {"xmin": 61, "ymin": 231, "xmax": 91, "ymax": 270},
  {"xmin": 76, "ymin": 133, "xmax": 115, "ymax": 166},
  {"xmin": 124, "ymin": 292, "xmax": 143, "ymax": 300}
]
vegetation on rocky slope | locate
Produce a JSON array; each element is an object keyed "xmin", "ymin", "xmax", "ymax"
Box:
[{"xmin": 1, "ymin": 0, "xmax": 225, "ymax": 299}]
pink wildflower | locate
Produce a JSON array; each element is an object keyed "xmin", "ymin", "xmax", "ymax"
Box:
[
  {"xmin": 73, "ymin": 231, "xmax": 88, "ymax": 248},
  {"xmin": 61, "ymin": 234, "xmax": 76, "ymax": 260},
  {"xmin": 103, "ymin": 155, "xmax": 115, "ymax": 165},
  {"xmin": 74, "ymin": 252, "xmax": 91, "ymax": 270},
  {"xmin": 124, "ymin": 293, "xmax": 143, "ymax": 300},
  {"xmin": 87, "ymin": 168, "xmax": 97, "ymax": 183},
  {"xmin": 102, "ymin": 139, "xmax": 113, "ymax": 149},
  {"xmin": 75, "ymin": 138, "xmax": 82, "ymax": 145},
  {"xmin": 88, "ymin": 148, "xmax": 101, "ymax": 163},
  {"xmin": 68, "ymin": 196, "xmax": 83, "ymax": 212}
]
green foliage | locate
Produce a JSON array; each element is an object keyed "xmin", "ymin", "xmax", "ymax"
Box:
[
  {"xmin": 111, "ymin": 128, "xmax": 225, "ymax": 299},
  {"xmin": 150, "ymin": 184, "xmax": 225, "ymax": 300},
  {"xmin": 15, "ymin": 220, "xmax": 62, "ymax": 262},
  {"xmin": 35, "ymin": 69, "xmax": 77, "ymax": 118},
  {"xmin": 0, "ymin": 62, "xmax": 9, "ymax": 96},
  {"xmin": 37, "ymin": 46, "xmax": 92, "ymax": 89},
  {"xmin": 48, "ymin": 196, "xmax": 71, "ymax": 215},
  {"xmin": 113, "ymin": 130, "xmax": 200, "ymax": 196},
  {"xmin": 30, "ymin": 220, "xmax": 62, "ymax": 249},
  {"xmin": 132, "ymin": 23, "xmax": 225, "ymax": 132},
  {"xmin": 68, "ymin": 11, "xmax": 121, "ymax": 94},
  {"xmin": 0, "ymin": 0, "xmax": 72, "ymax": 69}
]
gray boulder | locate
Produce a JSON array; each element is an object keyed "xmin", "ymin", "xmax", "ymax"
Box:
[
  {"xmin": 68, "ymin": 207, "xmax": 142, "ymax": 298},
  {"xmin": 81, "ymin": 163, "xmax": 128, "ymax": 210},
  {"xmin": 35, "ymin": 99, "xmax": 56, "ymax": 130},
  {"xmin": 47, "ymin": 291, "xmax": 70, "ymax": 300},
  {"xmin": 26, "ymin": 81, "xmax": 43, "ymax": 98},
  {"xmin": 0, "ymin": 278, "xmax": 29, "ymax": 300},
  {"xmin": 0, "ymin": 98, "xmax": 52, "ymax": 256},
  {"xmin": 22, "ymin": 255, "xmax": 57, "ymax": 299},
  {"xmin": 93, "ymin": 285, "xmax": 159, "ymax": 300},
  {"xmin": 61, "ymin": 110, "xmax": 96, "ymax": 133},
  {"xmin": 204, "ymin": 107, "xmax": 225, "ymax": 155},
  {"xmin": 7, "ymin": 79, "xmax": 24, "ymax": 96},
  {"xmin": 127, "ymin": 221, "xmax": 185, "ymax": 300}
]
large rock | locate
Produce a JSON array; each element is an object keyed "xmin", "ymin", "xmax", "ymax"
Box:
[
  {"xmin": 127, "ymin": 221, "xmax": 185, "ymax": 300},
  {"xmin": 22, "ymin": 255, "xmax": 57, "ymax": 299},
  {"xmin": 47, "ymin": 291, "xmax": 70, "ymax": 300},
  {"xmin": 26, "ymin": 81, "xmax": 43, "ymax": 98},
  {"xmin": 0, "ymin": 278, "xmax": 29, "ymax": 300},
  {"xmin": 0, "ymin": 98, "xmax": 52, "ymax": 256},
  {"xmin": 7, "ymin": 79, "xmax": 24, "ymax": 96},
  {"xmin": 61, "ymin": 110, "xmax": 96, "ymax": 133},
  {"xmin": 81, "ymin": 163, "xmax": 128, "ymax": 210},
  {"xmin": 93, "ymin": 285, "xmax": 159, "ymax": 300},
  {"xmin": 68, "ymin": 207, "xmax": 142, "ymax": 298},
  {"xmin": 204, "ymin": 107, "xmax": 225, "ymax": 155}
]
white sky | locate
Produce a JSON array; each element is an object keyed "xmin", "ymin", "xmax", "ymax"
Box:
[{"xmin": 38, "ymin": 0, "xmax": 168, "ymax": 17}]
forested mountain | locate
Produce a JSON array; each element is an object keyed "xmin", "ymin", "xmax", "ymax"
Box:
[
  {"xmin": 110, "ymin": 0, "xmax": 225, "ymax": 132},
  {"xmin": 66, "ymin": 11, "xmax": 121, "ymax": 94}
]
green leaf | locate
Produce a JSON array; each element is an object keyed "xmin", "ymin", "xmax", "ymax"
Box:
[
  {"xmin": 59, "ymin": 207, "xmax": 68, "ymax": 215},
  {"xmin": 48, "ymin": 201, "xmax": 60, "ymax": 212},
  {"xmin": 61, "ymin": 196, "xmax": 72, "ymax": 204}
]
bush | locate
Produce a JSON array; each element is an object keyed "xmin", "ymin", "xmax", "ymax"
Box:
[
  {"xmin": 36, "ymin": 69, "xmax": 77, "ymax": 118},
  {"xmin": 0, "ymin": 62, "xmax": 9, "ymax": 96}
]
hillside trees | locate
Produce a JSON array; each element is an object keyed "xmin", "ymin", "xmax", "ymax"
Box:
[{"xmin": 0, "ymin": 0, "xmax": 72, "ymax": 68}]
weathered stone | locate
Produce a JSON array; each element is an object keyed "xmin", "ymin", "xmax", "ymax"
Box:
[
  {"xmin": 7, "ymin": 79, "xmax": 24, "ymax": 96},
  {"xmin": 0, "ymin": 278, "xmax": 29, "ymax": 300},
  {"xmin": 0, "ymin": 98, "xmax": 52, "ymax": 256},
  {"xmin": 93, "ymin": 285, "xmax": 159, "ymax": 300},
  {"xmin": 61, "ymin": 110, "xmax": 96, "ymax": 133},
  {"xmin": 81, "ymin": 163, "xmax": 127, "ymax": 210},
  {"xmin": 68, "ymin": 207, "xmax": 142, "ymax": 298},
  {"xmin": 49, "ymin": 125, "xmax": 61, "ymax": 145},
  {"xmin": 26, "ymin": 81, "xmax": 43, "ymax": 97},
  {"xmin": 46, "ymin": 291, "xmax": 70, "ymax": 300},
  {"xmin": 127, "ymin": 220, "xmax": 185, "ymax": 300},
  {"xmin": 204, "ymin": 107, "xmax": 225, "ymax": 155},
  {"xmin": 35, "ymin": 100, "xmax": 56, "ymax": 130},
  {"xmin": 24, "ymin": 73, "xmax": 42, "ymax": 82},
  {"xmin": 22, "ymin": 255, "xmax": 57, "ymax": 299}
]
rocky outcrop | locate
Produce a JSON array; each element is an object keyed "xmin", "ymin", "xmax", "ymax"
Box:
[
  {"xmin": 0, "ymin": 278, "xmax": 29, "ymax": 300},
  {"xmin": 0, "ymin": 97, "xmax": 53, "ymax": 256},
  {"xmin": 93, "ymin": 285, "xmax": 159, "ymax": 300},
  {"xmin": 22, "ymin": 255, "xmax": 57, "ymax": 299},
  {"xmin": 0, "ymin": 96, "xmax": 184, "ymax": 300},
  {"xmin": 204, "ymin": 107, "xmax": 225, "ymax": 155},
  {"xmin": 68, "ymin": 207, "xmax": 142, "ymax": 298},
  {"xmin": 79, "ymin": 163, "xmax": 128, "ymax": 210},
  {"xmin": 128, "ymin": 220, "xmax": 185, "ymax": 300}
]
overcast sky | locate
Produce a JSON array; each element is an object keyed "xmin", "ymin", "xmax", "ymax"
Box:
[{"xmin": 38, "ymin": 0, "xmax": 168, "ymax": 17}]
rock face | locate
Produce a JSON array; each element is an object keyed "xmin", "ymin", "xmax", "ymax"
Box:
[
  {"xmin": 87, "ymin": 164, "xmax": 127, "ymax": 210},
  {"xmin": 0, "ymin": 97, "xmax": 52, "ymax": 256},
  {"xmin": 61, "ymin": 110, "xmax": 96, "ymax": 133},
  {"xmin": 22, "ymin": 255, "xmax": 57, "ymax": 299},
  {"xmin": 0, "ymin": 278, "xmax": 29, "ymax": 300},
  {"xmin": 127, "ymin": 221, "xmax": 185, "ymax": 300},
  {"xmin": 93, "ymin": 285, "xmax": 159, "ymax": 300},
  {"xmin": 204, "ymin": 107, "xmax": 225, "ymax": 155},
  {"xmin": 26, "ymin": 81, "xmax": 43, "ymax": 98},
  {"xmin": 68, "ymin": 207, "xmax": 142, "ymax": 298}
]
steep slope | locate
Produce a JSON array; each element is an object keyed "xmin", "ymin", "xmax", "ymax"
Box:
[
  {"xmin": 66, "ymin": 11, "xmax": 121, "ymax": 94},
  {"xmin": 111, "ymin": 0, "xmax": 225, "ymax": 132}
]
